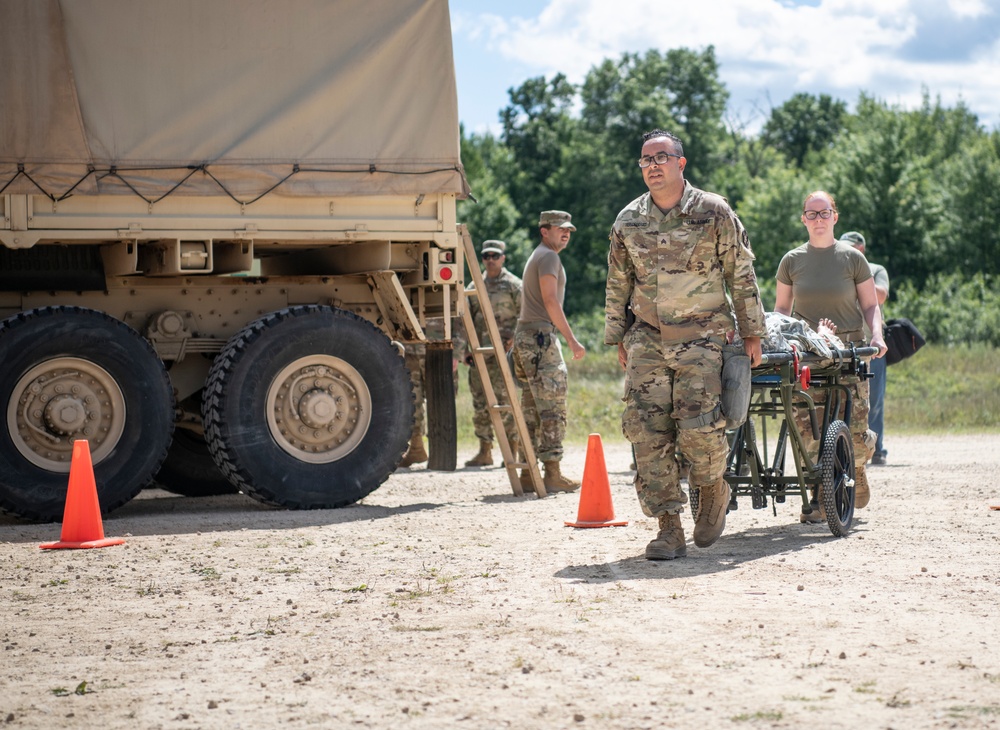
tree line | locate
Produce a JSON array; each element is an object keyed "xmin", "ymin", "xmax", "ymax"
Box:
[{"xmin": 458, "ymin": 47, "xmax": 1000, "ymax": 345}]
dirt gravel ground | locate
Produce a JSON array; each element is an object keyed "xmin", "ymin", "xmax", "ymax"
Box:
[{"xmin": 2, "ymin": 433, "xmax": 999, "ymax": 729}]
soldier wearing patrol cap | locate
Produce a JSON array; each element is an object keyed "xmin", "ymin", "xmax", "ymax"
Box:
[
  {"xmin": 513, "ymin": 210, "xmax": 586, "ymax": 492},
  {"xmin": 606, "ymin": 129, "xmax": 767, "ymax": 560},
  {"xmin": 461, "ymin": 240, "xmax": 523, "ymax": 467},
  {"xmin": 841, "ymin": 230, "xmax": 890, "ymax": 467}
]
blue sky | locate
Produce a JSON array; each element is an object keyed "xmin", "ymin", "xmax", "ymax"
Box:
[{"xmin": 450, "ymin": 0, "xmax": 1000, "ymax": 136}]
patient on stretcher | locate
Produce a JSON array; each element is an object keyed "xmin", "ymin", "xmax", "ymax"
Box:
[{"xmin": 734, "ymin": 312, "xmax": 844, "ymax": 360}]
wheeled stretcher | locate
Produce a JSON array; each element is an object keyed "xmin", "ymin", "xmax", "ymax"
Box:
[{"xmin": 712, "ymin": 345, "xmax": 877, "ymax": 536}]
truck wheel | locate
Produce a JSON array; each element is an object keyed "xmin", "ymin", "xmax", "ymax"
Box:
[
  {"xmin": 202, "ymin": 306, "xmax": 412, "ymax": 509},
  {"xmin": 820, "ymin": 419, "xmax": 855, "ymax": 537},
  {"xmin": 425, "ymin": 342, "xmax": 457, "ymax": 471},
  {"xmin": 0, "ymin": 307, "xmax": 174, "ymax": 521},
  {"xmin": 154, "ymin": 429, "xmax": 239, "ymax": 497}
]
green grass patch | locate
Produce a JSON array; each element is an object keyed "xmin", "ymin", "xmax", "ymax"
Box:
[
  {"xmin": 193, "ymin": 566, "xmax": 220, "ymax": 581},
  {"xmin": 731, "ymin": 710, "xmax": 783, "ymax": 722},
  {"xmin": 886, "ymin": 344, "xmax": 1000, "ymax": 431},
  {"xmin": 947, "ymin": 705, "xmax": 1000, "ymax": 718}
]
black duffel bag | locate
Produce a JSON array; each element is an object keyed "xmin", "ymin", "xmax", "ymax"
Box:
[{"xmin": 883, "ymin": 317, "xmax": 926, "ymax": 366}]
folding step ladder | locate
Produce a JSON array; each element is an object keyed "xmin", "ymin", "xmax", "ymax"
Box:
[{"xmin": 457, "ymin": 225, "xmax": 545, "ymax": 497}]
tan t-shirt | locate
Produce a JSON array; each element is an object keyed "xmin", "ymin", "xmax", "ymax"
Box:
[
  {"xmin": 776, "ymin": 241, "xmax": 873, "ymax": 342},
  {"xmin": 519, "ymin": 244, "xmax": 565, "ymax": 324}
]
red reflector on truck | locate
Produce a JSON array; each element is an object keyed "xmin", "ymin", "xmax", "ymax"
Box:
[{"xmin": 439, "ymin": 267, "xmax": 453, "ymax": 281}]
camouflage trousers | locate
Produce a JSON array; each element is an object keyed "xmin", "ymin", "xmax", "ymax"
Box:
[
  {"xmin": 468, "ymin": 353, "xmax": 517, "ymax": 446},
  {"xmin": 403, "ymin": 344, "xmax": 425, "ymax": 435},
  {"xmin": 514, "ymin": 324, "xmax": 567, "ymax": 462},
  {"xmin": 621, "ymin": 325, "xmax": 727, "ymax": 517},
  {"xmin": 792, "ymin": 373, "xmax": 876, "ymax": 469}
]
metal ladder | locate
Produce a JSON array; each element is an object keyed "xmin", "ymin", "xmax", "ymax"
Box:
[{"xmin": 457, "ymin": 225, "xmax": 545, "ymax": 497}]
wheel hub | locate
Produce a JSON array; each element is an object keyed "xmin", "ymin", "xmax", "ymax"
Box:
[
  {"xmin": 7, "ymin": 357, "xmax": 127, "ymax": 472},
  {"xmin": 44, "ymin": 394, "xmax": 89, "ymax": 434},
  {"xmin": 266, "ymin": 356, "xmax": 372, "ymax": 464}
]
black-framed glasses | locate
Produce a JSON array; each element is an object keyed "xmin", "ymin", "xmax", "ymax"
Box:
[
  {"xmin": 637, "ymin": 152, "xmax": 680, "ymax": 169},
  {"xmin": 481, "ymin": 252, "xmax": 502, "ymax": 260},
  {"xmin": 803, "ymin": 209, "xmax": 834, "ymax": 220}
]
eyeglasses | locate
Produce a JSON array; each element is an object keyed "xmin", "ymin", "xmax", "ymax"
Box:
[
  {"xmin": 803, "ymin": 209, "xmax": 834, "ymax": 220},
  {"xmin": 637, "ymin": 152, "xmax": 680, "ymax": 169},
  {"xmin": 481, "ymin": 252, "xmax": 502, "ymax": 260}
]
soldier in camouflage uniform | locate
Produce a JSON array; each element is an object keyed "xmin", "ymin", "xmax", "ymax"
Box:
[
  {"xmin": 398, "ymin": 317, "xmax": 450, "ymax": 468},
  {"xmin": 514, "ymin": 210, "xmax": 587, "ymax": 492},
  {"xmin": 399, "ymin": 346, "xmax": 428, "ymax": 467},
  {"xmin": 605, "ymin": 129, "xmax": 766, "ymax": 560},
  {"xmin": 461, "ymin": 240, "xmax": 523, "ymax": 467}
]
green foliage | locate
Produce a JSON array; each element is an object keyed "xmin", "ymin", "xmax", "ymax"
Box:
[
  {"xmin": 762, "ymin": 92, "xmax": 847, "ymax": 168},
  {"xmin": 577, "ymin": 47, "xmax": 729, "ymax": 186},
  {"xmin": 458, "ymin": 129, "xmax": 532, "ymax": 268},
  {"xmin": 707, "ymin": 133, "xmax": 785, "ymax": 210},
  {"xmin": 458, "ymin": 49, "xmax": 1000, "ymax": 344},
  {"xmin": 734, "ymin": 164, "xmax": 814, "ymax": 296},
  {"xmin": 825, "ymin": 94, "xmax": 941, "ymax": 286},
  {"xmin": 890, "ymin": 273, "xmax": 1000, "ymax": 346},
  {"xmin": 932, "ymin": 134, "xmax": 1000, "ymax": 277},
  {"xmin": 489, "ymin": 47, "xmax": 731, "ymax": 316}
]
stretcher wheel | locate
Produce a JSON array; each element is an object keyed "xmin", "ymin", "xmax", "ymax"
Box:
[{"xmin": 819, "ymin": 419, "xmax": 854, "ymax": 536}]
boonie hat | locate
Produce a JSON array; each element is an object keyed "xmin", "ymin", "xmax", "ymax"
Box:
[
  {"xmin": 481, "ymin": 240, "xmax": 506, "ymax": 255},
  {"xmin": 840, "ymin": 231, "xmax": 866, "ymax": 247},
  {"xmin": 539, "ymin": 210, "xmax": 576, "ymax": 231}
]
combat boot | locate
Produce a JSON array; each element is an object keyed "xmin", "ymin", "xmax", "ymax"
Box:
[
  {"xmin": 398, "ymin": 428, "xmax": 428, "ymax": 467},
  {"xmin": 542, "ymin": 461, "xmax": 580, "ymax": 493},
  {"xmin": 645, "ymin": 513, "xmax": 687, "ymax": 560},
  {"xmin": 507, "ymin": 437, "xmax": 520, "ymax": 467},
  {"xmin": 516, "ymin": 441, "xmax": 536, "ymax": 494},
  {"xmin": 799, "ymin": 500, "xmax": 826, "ymax": 524},
  {"xmin": 854, "ymin": 465, "xmax": 870, "ymax": 509},
  {"xmin": 464, "ymin": 439, "xmax": 494, "ymax": 467},
  {"xmin": 692, "ymin": 480, "xmax": 730, "ymax": 548}
]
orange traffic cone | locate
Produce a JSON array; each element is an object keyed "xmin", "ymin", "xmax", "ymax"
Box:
[
  {"xmin": 565, "ymin": 434, "xmax": 628, "ymax": 528},
  {"xmin": 40, "ymin": 440, "xmax": 125, "ymax": 550}
]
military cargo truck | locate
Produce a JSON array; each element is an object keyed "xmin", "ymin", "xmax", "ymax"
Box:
[{"xmin": 0, "ymin": 0, "xmax": 466, "ymax": 521}]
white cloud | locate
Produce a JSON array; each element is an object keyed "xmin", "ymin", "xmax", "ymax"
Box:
[
  {"xmin": 453, "ymin": 0, "xmax": 1000, "ymax": 132},
  {"xmin": 947, "ymin": 0, "xmax": 991, "ymax": 19}
]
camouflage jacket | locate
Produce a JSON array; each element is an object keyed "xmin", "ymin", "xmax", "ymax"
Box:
[
  {"xmin": 460, "ymin": 267, "xmax": 522, "ymax": 352},
  {"xmin": 605, "ymin": 182, "xmax": 766, "ymax": 346}
]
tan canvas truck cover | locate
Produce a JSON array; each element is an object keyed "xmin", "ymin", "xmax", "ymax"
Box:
[{"xmin": 0, "ymin": 0, "xmax": 468, "ymax": 201}]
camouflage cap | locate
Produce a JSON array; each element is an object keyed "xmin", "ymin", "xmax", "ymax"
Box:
[
  {"xmin": 481, "ymin": 240, "xmax": 506, "ymax": 255},
  {"xmin": 539, "ymin": 210, "xmax": 576, "ymax": 231},
  {"xmin": 840, "ymin": 231, "xmax": 866, "ymax": 248}
]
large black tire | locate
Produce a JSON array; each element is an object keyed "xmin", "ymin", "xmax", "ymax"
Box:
[
  {"xmin": 202, "ymin": 306, "xmax": 413, "ymax": 509},
  {"xmin": 154, "ymin": 429, "xmax": 239, "ymax": 497},
  {"xmin": 425, "ymin": 342, "xmax": 457, "ymax": 471},
  {"xmin": 0, "ymin": 307, "xmax": 175, "ymax": 521},
  {"xmin": 820, "ymin": 419, "xmax": 855, "ymax": 537}
]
